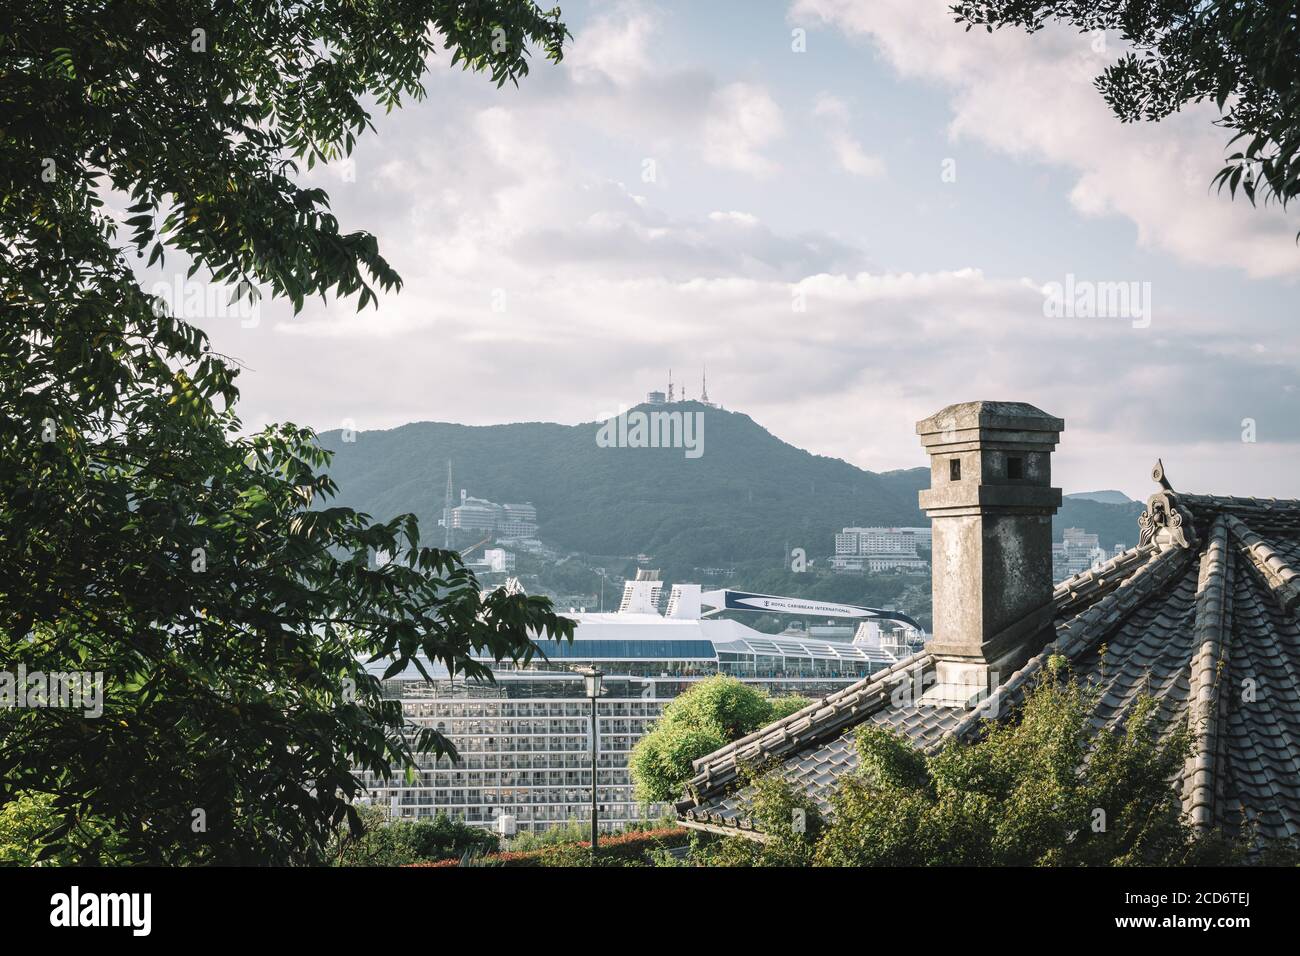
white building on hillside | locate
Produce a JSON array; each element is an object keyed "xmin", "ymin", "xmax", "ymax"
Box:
[{"xmin": 832, "ymin": 525, "xmax": 931, "ymax": 573}]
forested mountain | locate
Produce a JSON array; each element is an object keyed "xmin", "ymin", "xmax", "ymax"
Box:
[{"xmin": 317, "ymin": 402, "xmax": 1146, "ymax": 566}]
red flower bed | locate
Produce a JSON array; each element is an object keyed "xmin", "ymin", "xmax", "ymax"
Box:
[{"xmin": 407, "ymin": 826, "xmax": 687, "ymax": 867}]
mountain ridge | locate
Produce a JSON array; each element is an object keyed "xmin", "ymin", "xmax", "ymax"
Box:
[
  {"xmin": 1065, "ymin": 489, "xmax": 1135, "ymax": 505},
  {"xmin": 317, "ymin": 403, "xmax": 1144, "ymax": 566}
]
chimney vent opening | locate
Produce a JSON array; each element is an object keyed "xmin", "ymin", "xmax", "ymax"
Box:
[
  {"xmin": 949, "ymin": 458, "xmax": 961, "ymax": 481},
  {"xmin": 1007, "ymin": 456, "xmax": 1024, "ymax": 480}
]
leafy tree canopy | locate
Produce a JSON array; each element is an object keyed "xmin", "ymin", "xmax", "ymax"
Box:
[
  {"xmin": 629, "ymin": 675, "xmax": 811, "ymax": 804},
  {"xmin": 326, "ymin": 805, "xmax": 499, "ymax": 867},
  {"xmin": 0, "ymin": 792, "xmax": 122, "ymax": 865},
  {"xmin": 0, "ymin": 1, "xmax": 571, "ymax": 864},
  {"xmin": 951, "ymin": 0, "xmax": 1300, "ymax": 233}
]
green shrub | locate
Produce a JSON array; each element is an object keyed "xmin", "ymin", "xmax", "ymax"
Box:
[
  {"xmin": 505, "ymin": 817, "xmax": 590, "ymax": 852},
  {"xmin": 328, "ymin": 806, "xmax": 498, "ymax": 867},
  {"xmin": 412, "ymin": 826, "xmax": 689, "ymax": 867},
  {"xmin": 629, "ymin": 676, "xmax": 810, "ymax": 803},
  {"xmin": 0, "ymin": 792, "xmax": 121, "ymax": 865},
  {"xmin": 814, "ymin": 661, "xmax": 1196, "ymax": 866}
]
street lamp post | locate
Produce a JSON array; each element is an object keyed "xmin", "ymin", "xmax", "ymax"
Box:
[{"xmin": 576, "ymin": 667, "xmax": 603, "ymax": 852}]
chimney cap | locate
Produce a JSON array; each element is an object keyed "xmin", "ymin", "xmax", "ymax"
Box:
[{"xmin": 916, "ymin": 401, "xmax": 1063, "ymax": 436}]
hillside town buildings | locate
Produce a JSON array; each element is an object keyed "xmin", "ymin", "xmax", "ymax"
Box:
[
  {"xmin": 832, "ymin": 526, "xmax": 931, "ymax": 573},
  {"xmin": 1052, "ymin": 526, "xmax": 1107, "ymax": 581},
  {"xmin": 448, "ymin": 491, "xmax": 539, "ymax": 541}
]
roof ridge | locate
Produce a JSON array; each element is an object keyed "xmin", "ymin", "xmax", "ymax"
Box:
[
  {"xmin": 946, "ymin": 544, "xmax": 1192, "ymax": 743},
  {"xmin": 1218, "ymin": 578, "xmax": 1300, "ymax": 840},
  {"xmin": 1222, "ymin": 513, "xmax": 1300, "ymax": 613},
  {"xmin": 1179, "ymin": 493, "xmax": 1300, "ymax": 518},
  {"xmin": 1184, "ymin": 517, "xmax": 1232, "ymax": 832},
  {"xmin": 680, "ymin": 653, "xmax": 932, "ymax": 808},
  {"xmin": 1053, "ymin": 541, "xmax": 1160, "ymax": 619},
  {"xmin": 1053, "ymin": 544, "xmax": 1191, "ymax": 657},
  {"xmin": 686, "ymin": 651, "xmax": 927, "ymax": 773},
  {"xmin": 682, "ymin": 545, "xmax": 1190, "ymax": 807}
]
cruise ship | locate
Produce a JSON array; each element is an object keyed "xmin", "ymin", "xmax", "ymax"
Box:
[{"xmin": 359, "ymin": 573, "xmax": 923, "ymax": 835}]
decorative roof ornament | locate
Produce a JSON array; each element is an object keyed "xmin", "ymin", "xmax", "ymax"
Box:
[
  {"xmin": 1139, "ymin": 460, "xmax": 1195, "ymax": 550},
  {"xmin": 1152, "ymin": 457, "xmax": 1174, "ymax": 492}
]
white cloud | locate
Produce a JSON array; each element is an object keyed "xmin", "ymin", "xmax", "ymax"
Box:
[
  {"xmin": 702, "ymin": 82, "xmax": 785, "ymax": 178},
  {"xmin": 812, "ymin": 91, "xmax": 884, "ymax": 179},
  {"xmin": 708, "ymin": 210, "xmax": 760, "ymax": 227},
  {"xmin": 239, "ymin": 216, "xmax": 1300, "ymax": 497},
  {"xmin": 566, "ymin": 8, "xmax": 659, "ymax": 87},
  {"xmin": 167, "ymin": 0, "xmax": 1300, "ymax": 502},
  {"xmin": 830, "ymin": 132, "xmax": 885, "ymax": 178},
  {"xmin": 812, "ymin": 92, "xmax": 850, "ymax": 122},
  {"xmin": 446, "ymin": 8, "xmax": 788, "ymax": 181},
  {"xmin": 792, "ymin": 0, "xmax": 1300, "ymax": 278}
]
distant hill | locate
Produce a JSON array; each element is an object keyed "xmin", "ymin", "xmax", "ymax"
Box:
[
  {"xmin": 1056, "ymin": 499, "xmax": 1145, "ymax": 552},
  {"xmin": 1065, "ymin": 489, "xmax": 1134, "ymax": 505},
  {"xmin": 317, "ymin": 403, "xmax": 929, "ymax": 568},
  {"xmin": 316, "ymin": 403, "xmax": 1148, "ymax": 565},
  {"xmin": 787, "ymin": 466, "xmax": 1143, "ymax": 552}
]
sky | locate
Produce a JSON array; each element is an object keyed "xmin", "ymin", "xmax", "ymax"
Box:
[{"xmin": 167, "ymin": 0, "xmax": 1298, "ymax": 499}]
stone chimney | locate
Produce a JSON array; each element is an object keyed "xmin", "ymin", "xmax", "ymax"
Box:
[{"xmin": 916, "ymin": 401, "xmax": 1063, "ymax": 705}]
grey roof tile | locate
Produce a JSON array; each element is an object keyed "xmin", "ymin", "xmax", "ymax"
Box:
[{"xmin": 679, "ymin": 485, "xmax": 1300, "ymax": 850}]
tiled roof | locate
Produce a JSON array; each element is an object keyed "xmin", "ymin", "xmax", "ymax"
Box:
[{"xmin": 677, "ymin": 479, "xmax": 1300, "ymax": 846}]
